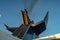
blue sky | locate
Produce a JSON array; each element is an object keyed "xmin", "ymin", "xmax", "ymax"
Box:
[{"xmin": 0, "ymin": 0, "xmax": 60, "ymax": 37}]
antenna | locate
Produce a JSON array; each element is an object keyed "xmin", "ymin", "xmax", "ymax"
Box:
[{"xmin": 24, "ymin": 0, "xmax": 39, "ymax": 14}]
